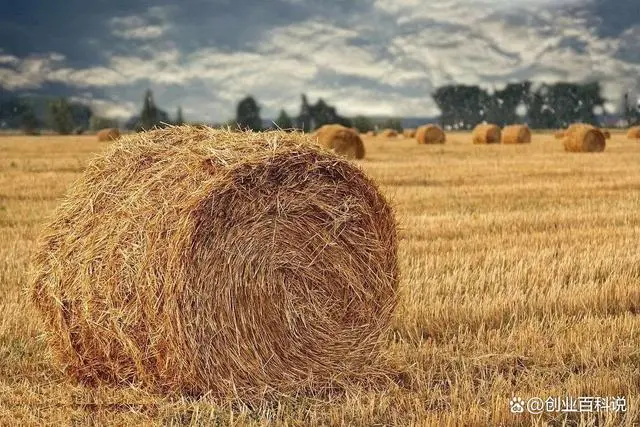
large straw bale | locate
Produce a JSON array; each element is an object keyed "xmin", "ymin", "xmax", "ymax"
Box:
[
  {"xmin": 415, "ymin": 125, "xmax": 445, "ymax": 144},
  {"xmin": 403, "ymin": 129, "xmax": 416, "ymax": 138},
  {"xmin": 96, "ymin": 128, "xmax": 121, "ymax": 142},
  {"xmin": 501, "ymin": 125, "xmax": 531, "ymax": 144},
  {"xmin": 472, "ymin": 124, "xmax": 501, "ymax": 144},
  {"xmin": 563, "ymin": 124, "xmax": 606, "ymax": 152},
  {"xmin": 30, "ymin": 125, "xmax": 398, "ymax": 399},
  {"xmin": 380, "ymin": 129, "xmax": 398, "ymax": 138},
  {"xmin": 554, "ymin": 130, "xmax": 566, "ymax": 139},
  {"xmin": 627, "ymin": 126, "xmax": 640, "ymax": 139},
  {"xmin": 314, "ymin": 124, "xmax": 365, "ymax": 159}
]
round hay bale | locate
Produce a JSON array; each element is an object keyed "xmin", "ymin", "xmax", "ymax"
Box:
[
  {"xmin": 415, "ymin": 124, "xmax": 445, "ymax": 144},
  {"xmin": 30, "ymin": 126, "xmax": 397, "ymax": 399},
  {"xmin": 380, "ymin": 129, "xmax": 398, "ymax": 138},
  {"xmin": 501, "ymin": 124, "xmax": 531, "ymax": 144},
  {"xmin": 472, "ymin": 124, "xmax": 501, "ymax": 144},
  {"xmin": 602, "ymin": 130, "xmax": 611, "ymax": 139},
  {"xmin": 403, "ymin": 129, "xmax": 416, "ymax": 138},
  {"xmin": 627, "ymin": 126, "xmax": 640, "ymax": 139},
  {"xmin": 365, "ymin": 130, "xmax": 376, "ymax": 137},
  {"xmin": 314, "ymin": 124, "xmax": 365, "ymax": 159},
  {"xmin": 554, "ymin": 130, "xmax": 566, "ymax": 139},
  {"xmin": 563, "ymin": 124, "xmax": 606, "ymax": 152},
  {"xmin": 96, "ymin": 128, "xmax": 121, "ymax": 142}
]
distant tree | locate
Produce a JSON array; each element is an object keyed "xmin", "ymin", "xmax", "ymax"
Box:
[
  {"xmin": 308, "ymin": 98, "xmax": 351, "ymax": 129},
  {"xmin": 20, "ymin": 104, "xmax": 39, "ymax": 134},
  {"xmin": 48, "ymin": 98, "xmax": 75, "ymax": 135},
  {"xmin": 296, "ymin": 94, "xmax": 313, "ymax": 132},
  {"xmin": 90, "ymin": 116, "xmax": 119, "ymax": 131},
  {"xmin": 484, "ymin": 82, "xmax": 532, "ymax": 126},
  {"xmin": 235, "ymin": 96, "xmax": 262, "ymax": 131},
  {"xmin": 69, "ymin": 102, "xmax": 93, "ymax": 131},
  {"xmin": 131, "ymin": 89, "xmax": 170, "ymax": 131},
  {"xmin": 139, "ymin": 89, "xmax": 159, "ymax": 131},
  {"xmin": 352, "ymin": 115, "xmax": 374, "ymax": 133},
  {"xmin": 175, "ymin": 106, "xmax": 185, "ymax": 125},
  {"xmin": 274, "ymin": 109, "xmax": 293, "ymax": 130},
  {"xmin": 380, "ymin": 117, "xmax": 403, "ymax": 132},
  {"xmin": 433, "ymin": 85, "xmax": 490, "ymax": 129}
]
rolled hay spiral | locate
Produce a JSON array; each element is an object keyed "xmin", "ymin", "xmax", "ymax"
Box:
[
  {"xmin": 380, "ymin": 129, "xmax": 399, "ymax": 138},
  {"xmin": 554, "ymin": 130, "xmax": 566, "ymax": 140},
  {"xmin": 402, "ymin": 129, "xmax": 416, "ymax": 138},
  {"xmin": 314, "ymin": 124, "xmax": 365, "ymax": 159},
  {"xmin": 30, "ymin": 126, "xmax": 398, "ymax": 399},
  {"xmin": 627, "ymin": 126, "xmax": 640, "ymax": 139},
  {"xmin": 415, "ymin": 125, "xmax": 446, "ymax": 144},
  {"xmin": 96, "ymin": 128, "xmax": 121, "ymax": 142},
  {"xmin": 562, "ymin": 124, "xmax": 606, "ymax": 152},
  {"xmin": 501, "ymin": 124, "xmax": 531, "ymax": 144},
  {"xmin": 472, "ymin": 123, "xmax": 501, "ymax": 144}
]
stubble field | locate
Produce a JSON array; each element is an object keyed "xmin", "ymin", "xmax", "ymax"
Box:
[{"xmin": 0, "ymin": 131, "xmax": 638, "ymax": 426}]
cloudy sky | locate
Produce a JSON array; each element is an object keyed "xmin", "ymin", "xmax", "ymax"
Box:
[{"xmin": 0, "ymin": 0, "xmax": 639, "ymax": 122}]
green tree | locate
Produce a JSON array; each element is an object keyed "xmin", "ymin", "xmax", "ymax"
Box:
[
  {"xmin": 274, "ymin": 109, "xmax": 293, "ymax": 130},
  {"xmin": 352, "ymin": 115, "xmax": 374, "ymax": 133},
  {"xmin": 139, "ymin": 89, "xmax": 159, "ymax": 131},
  {"xmin": 20, "ymin": 104, "xmax": 39, "ymax": 135},
  {"xmin": 433, "ymin": 85, "xmax": 490, "ymax": 129},
  {"xmin": 175, "ymin": 106, "xmax": 185, "ymax": 125},
  {"xmin": 236, "ymin": 96, "xmax": 262, "ymax": 131},
  {"xmin": 381, "ymin": 117, "xmax": 403, "ymax": 132},
  {"xmin": 48, "ymin": 98, "xmax": 74, "ymax": 135},
  {"xmin": 90, "ymin": 116, "xmax": 119, "ymax": 131},
  {"xmin": 296, "ymin": 94, "xmax": 313, "ymax": 132},
  {"xmin": 308, "ymin": 98, "xmax": 351, "ymax": 129}
]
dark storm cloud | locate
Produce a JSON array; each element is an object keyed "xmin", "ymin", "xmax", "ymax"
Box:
[{"xmin": 0, "ymin": 0, "xmax": 639, "ymax": 120}]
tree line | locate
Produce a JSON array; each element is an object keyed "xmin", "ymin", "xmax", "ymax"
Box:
[{"xmin": 1, "ymin": 79, "xmax": 638, "ymax": 135}]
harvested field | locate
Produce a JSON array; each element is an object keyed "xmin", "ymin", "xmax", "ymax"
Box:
[{"xmin": 0, "ymin": 131, "xmax": 638, "ymax": 425}]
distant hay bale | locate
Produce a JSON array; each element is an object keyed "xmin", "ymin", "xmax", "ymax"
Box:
[
  {"xmin": 501, "ymin": 124, "xmax": 531, "ymax": 144},
  {"xmin": 365, "ymin": 130, "xmax": 376, "ymax": 137},
  {"xmin": 30, "ymin": 125, "xmax": 398, "ymax": 400},
  {"xmin": 563, "ymin": 124, "xmax": 606, "ymax": 152},
  {"xmin": 314, "ymin": 124, "xmax": 365, "ymax": 159},
  {"xmin": 627, "ymin": 126, "xmax": 640, "ymax": 139},
  {"xmin": 403, "ymin": 129, "xmax": 416, "ymax": 138},
  {"xmin": 554, "ymin": 130, "xmax": 566, "ymax": 139},
  {"xmin": 96, "ymin": 128, "xmax": 121, "ymax": 142},
  {"xmin": 380, "ymin": 129, "xmax": 398, "ymax": 138},
  {"xmin": 472, "ymin": 124, "xmax": 501, "ymax": 144},
  {"xmin": 415, "ymin": 124, "xmax": 445, "ymax": 144},
  {"xmin": 602, "ymin": 130, "xmax": 611, "ymax": 139}
]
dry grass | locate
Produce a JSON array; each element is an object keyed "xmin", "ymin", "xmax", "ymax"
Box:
[{"xmin": 0, "ymin": 132, "xmax": 638, "ymax": 425}]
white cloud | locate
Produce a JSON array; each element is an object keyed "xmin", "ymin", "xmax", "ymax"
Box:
[
  {"xmin": 109, "ymin": 9, "xmax": 170, "ymax": 40},
  {"xmin": 1, "ymin": 0, "xmax": 639, "ymax": 119},
  {"xmin": 69, "ymin": 95, "xmax": 137, "ymax": 119}
]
